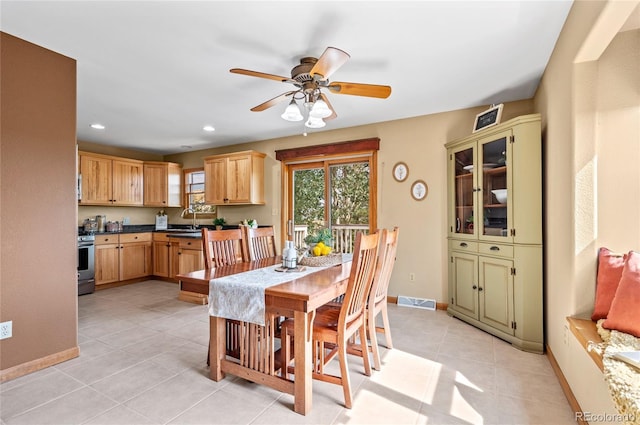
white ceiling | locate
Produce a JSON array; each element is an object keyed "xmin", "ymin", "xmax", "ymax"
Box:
[{"xmin": 1, "ymin": 1, "xmax": 574, "ymax": 155}]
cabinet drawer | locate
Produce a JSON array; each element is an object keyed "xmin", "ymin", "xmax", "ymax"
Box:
[
  {"xmin": 153, "ymin": 232, "xmax": 171, "ymax": 242},
  {"xmin": 449, "ymin": 240, "xmax": 478, "ymax": 252},
  {"xmin": 178, "ymin": 238, "xmax": 201, "ymax": 249},
  {"xmin": 478, "ymin": 242, "xmax": 514, "ymax": 258},
  {"xmin": 95, "ymin": 234, "xmax": 118, "ymax": 245},
  {"xmin": 120, "ymin": 233, "xmax": 151, "ymax": 243}
]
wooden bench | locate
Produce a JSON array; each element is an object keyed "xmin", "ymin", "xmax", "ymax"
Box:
[{"xmin": 566, "ymin": 316, "xmax": 604, "ymax": 371}]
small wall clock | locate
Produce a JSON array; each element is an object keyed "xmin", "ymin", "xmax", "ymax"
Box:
[
  {"xmin": 411, "ymin": 180, "xmax": 428, "ymax": 201},
  {"xmin": 392, "ymin": 162, "xmax": 409, "ymax": 182}
]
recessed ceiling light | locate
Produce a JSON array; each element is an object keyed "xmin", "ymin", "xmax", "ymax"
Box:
[
  {"xmin": 90, "ymin": 123, "xmax": 105, "ymax": 130},
  {"xmin": 203, "ymin": 125, "xmax": 215, "ymax": 132}
]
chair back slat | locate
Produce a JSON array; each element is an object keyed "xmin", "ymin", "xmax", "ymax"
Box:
[
  {"xmin": 340, "ymin": 232, "xmax": 380, "ymax": 331},
  {"xmin": 202, "ymin": 228, "xmax": 248, "ymax": 268},
  {"xmin": 244, "ymin": 226, "xmax": 277, "ymax": 261},
  {"xmin": 371, "ymin": 227, "xmax": 399, "ymax": 307}
]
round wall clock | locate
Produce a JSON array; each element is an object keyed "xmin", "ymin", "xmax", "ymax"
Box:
[
  {"xmin": 411, "ymin": 180, "xmax": 428, "ymax": 201},
  {"xmin": 392, "ymin": 162, "xmax": 409, "ymax": 182}
]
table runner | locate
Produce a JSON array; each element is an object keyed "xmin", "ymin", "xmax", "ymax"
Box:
[{"xmin": 208, "ymin": 254, "xmax": 352, "ymax": 325}]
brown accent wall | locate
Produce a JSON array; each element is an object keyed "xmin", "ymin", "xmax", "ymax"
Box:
[{"xmin": 0, "ymin": 33, "xmax": 78, "ymax": 372}]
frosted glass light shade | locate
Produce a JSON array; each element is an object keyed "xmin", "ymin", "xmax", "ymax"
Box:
[
  {"xmin": 309, "ymin": 98, "xmax": 332, "ymax": 118},
  {"xmin": 281, "ymin": 100, "xmax": 303, "ymax": 122}
]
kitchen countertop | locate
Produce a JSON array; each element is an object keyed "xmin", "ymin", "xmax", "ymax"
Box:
[{"xmin": 78, "ymin": 224, "xmax": 258, "ymax": 238}]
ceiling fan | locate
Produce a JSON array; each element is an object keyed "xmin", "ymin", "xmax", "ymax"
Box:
[{"xmin": 230, "ymin": 47, "xmax": 392, "ymax": 128}]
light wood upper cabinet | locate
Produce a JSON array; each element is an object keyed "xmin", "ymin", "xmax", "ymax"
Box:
[
  {"xmin": 79, "ymin": 154, "xmax": 112, "ymax": 204},
  {"xmin": 112, "ymin": 158, "xmax": 143, "ymax": 206},
  {"xmin": 204, "ymin": 150, "xmax": 265, "ymax": 205},
  {"xmin": 79, "ymin": 151, "xmax": 143, "ymax": 206},
  {"xmin": 143, "ymin": 162, "xmax": 182, "ymax": 207}
]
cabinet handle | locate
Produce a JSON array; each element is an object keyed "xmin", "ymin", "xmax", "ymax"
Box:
[
  {"xmin": 460, "ymin": 242, "xmax": 468, "ymax": 247},
  {"xmin": 134, "ymin": 236, "xmax": 138, "ymax": 239},
  {"xmin": 478, "ymin": 287, "xmax": 484, "ymax": 292},
  {"xmin": 490, "ymin": 246, "xmax": 500, "ymax": 251},
  {"xmin": 472, "ymin": 285, "xmax": 477, "ymax": 290},
  {"xmin": 187, "ymin": 242, "xmax": 191, "ymax": 245},
  {"xmin": 456, "ymin": 218, "xmax": 461, "ymax": 232}
]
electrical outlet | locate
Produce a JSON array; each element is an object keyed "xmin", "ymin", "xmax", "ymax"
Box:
[
  {"xmin": 0, "ymin": 321, "xmax": 12, "ymax": 340},
  {"xmin": 409, "ymin": 273, "xmax": 416, "ymax": 282},
  {"xmin": 122, "ymin": 217, "xmax": 130, "ymax": 225},
  {"xmin": 563, "ymin": 324, "xmax": 568, "ymax": 346}
]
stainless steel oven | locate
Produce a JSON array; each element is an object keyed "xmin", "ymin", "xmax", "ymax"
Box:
[{"xmin": 78, "ymin": 234, "xmax": 95, "ymax": 295}]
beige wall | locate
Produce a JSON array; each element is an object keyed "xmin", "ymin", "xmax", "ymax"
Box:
[
  {"xmin": 534, "ymin": 0, "xmax": 639, "ymax": 417},
  {"xmin": 1, "ymin": 33, "xmax": 78, "ymax": 372},
  {"xmin": 165, "ymin": 100, "xmax": 534, "ymax": 301}
]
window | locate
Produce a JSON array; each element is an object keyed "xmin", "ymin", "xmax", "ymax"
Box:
[
  {"xmin": 183, "ymin": 168, "xmax": 216, "ymax": 218},
  {"xmin": 276, "ymin": 138, "xmax": 379, "ymax": 253}
]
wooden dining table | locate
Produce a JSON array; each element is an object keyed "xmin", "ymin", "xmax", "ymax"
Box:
[{"xmin": 177, "ymin": 256, "xmax": 352, "ymax": 415}]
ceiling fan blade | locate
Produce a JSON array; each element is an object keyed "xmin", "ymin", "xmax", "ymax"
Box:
[
  {"xmin": 230, "ymin": 68, "xmax": 292, "ymax": 83},
  {"xmin": 250, "ymin": 91, "xmax": 296, "ymax": 112},
  {"xmin": 327, "ymin": 81, "xmax": 392, "ymax": 98},
  {"xmin": 310, "ymin": 47, "xmax": 350, "ymax": 80},
  {"xmin": 319, "ymin": 93, "xmax": 337, "ymax": 121}
]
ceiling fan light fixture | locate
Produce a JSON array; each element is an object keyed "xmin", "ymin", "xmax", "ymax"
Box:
[
  {"xmin": 281, "ymin": 99, "xmax": 303, "ymax": 122},
  {"xmin": 305, "ymin": 116, "xmax": 326, "ymax": 129},
  {"xmin": 309, "ymin": 98, "xmax": 332, "ymax": 118}
]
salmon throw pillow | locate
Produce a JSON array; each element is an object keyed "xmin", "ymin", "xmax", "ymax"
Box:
[
  {"xmin": 591, "ymin": 247, "xmax": 627, "ymax": 321},
  {"xmin": 602, "ymin": 250, "xmax": 640, "ymax": 337}
]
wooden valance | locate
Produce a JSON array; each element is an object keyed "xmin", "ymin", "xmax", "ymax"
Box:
[{"xmin": 275, "ymin": 138, "xmax": 380, "ymax": 162}]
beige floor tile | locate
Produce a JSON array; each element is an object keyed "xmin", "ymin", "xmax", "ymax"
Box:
[
  {"xmin": 96, "ymin": 325, "xmax": 160, "ymax": 349},
  {"xmin": 4, "ymin": 387, "xmax": 116, "ymax": 425},
  {"xmin": 61, "ymin": 350, "xmax": 143, "ymax": 385},
  {"xmin": 90, "ymin": 361, "xmax": 177, "ymax": 403},
  {"xmin": 122, "ymin": 372, "xmax": 220, "ymax": 423},
  {"xmin": 82, "ymin": 405, "xmax": 159, "ymax": 425},
  {"xmin": 0, "ymin": 369, "xmax": 84, "ymax": 421}
]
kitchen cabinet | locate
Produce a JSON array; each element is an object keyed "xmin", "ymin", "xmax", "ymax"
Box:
[
  {"xmin": 79, "ymin": 152, "xmax": 143, "ymax": 206},
  {"xmin": 152, "ymin": 232, "xmax": 177, "ymax": 278},
  {"xmin": 144, "ymin": 161, "xmax": 183, "ymax": 207},
  {"xmin": 445, "ymin": 114, "xmax": 543, "ymax": 353},
  {"xmin": 95, "ymin": 233, "xmax": 152, "ymax": 285},
  {"xmin": 176, "ymin": 238, "xmax": 204, "ymax": 275},
  {"xmin": 204, "ymin": 150, "xmax": 265, "ymax": 205},
  {"xmin": 152, "ymin": 233, "xmax": 203, "ymax": 279}
]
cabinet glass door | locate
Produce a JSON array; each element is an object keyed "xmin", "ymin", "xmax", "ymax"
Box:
[
  {"xmin": 480, "ymin": 133, "xmax": 509, "ymax": 238},
  {"xmin": 453, "ymin": 144, "xmax": 476, "ymax": 236}
]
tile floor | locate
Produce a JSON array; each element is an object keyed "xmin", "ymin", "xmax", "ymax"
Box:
[{"xmin": 1, "ymin": 280, "xmax": 575, "ymax": 425}]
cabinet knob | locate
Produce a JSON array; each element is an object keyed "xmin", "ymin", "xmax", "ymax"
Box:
[
  {"xmin": 490, "ymin": 246, "xmax": 500, "ymax": 251},
  {"xmin": 472, "ymin": 285, "xmax": 477, "ymax": 290},
  {"xmin": 187, "ymin": 242, "xmax": 191, "ymax": 245},
  {"xmin": 478, "ymin": 287, "xmax": 484, "ymax": 292},
  {"xmin": 134, "ymin": 236, "xmax": 138, "ymax": 239}
]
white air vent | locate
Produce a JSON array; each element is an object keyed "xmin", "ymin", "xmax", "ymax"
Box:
[{"xmin": 397, "ymin": 296, "xmax": 436, "ymax": 311}]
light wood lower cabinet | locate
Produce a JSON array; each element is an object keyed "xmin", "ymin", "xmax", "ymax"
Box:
[
  {"xmin": 95, "ymin": 233, "xmax": 152, "ymax": 285},
  {"xmin": 151, "ymin": 233, "xmax": 203, "ymax": 279},
  {"xmin": 176, "ymin": 240, "xmax": 204, "ymax": 275}
]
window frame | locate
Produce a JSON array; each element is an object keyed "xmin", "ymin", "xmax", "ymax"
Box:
[{"xmin": 182, "ymin": 167, "xmax": 217, "ymax": 219}]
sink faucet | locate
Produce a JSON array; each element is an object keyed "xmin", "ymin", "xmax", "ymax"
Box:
[{"xmin": 180, "ymin": 208, "xmax": 198, "ymax": 230}]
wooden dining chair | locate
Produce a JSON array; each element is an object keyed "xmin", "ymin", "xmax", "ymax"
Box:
[
  {"xmin": 201, "ymin": 227, "xmax": 249, "ymax": 363},
  {"xmin": 243, "ymin": 225, "xmax": 277, "ymax": 261},
  {"xmin": 202, "ymin": 228, "xmax": 248, "ymax": 267},
  {"xmin": 280, "ymin": 231, "xmax": 380, "ymax": 409},
  {"xmin": 367, "ymin": 227, "xmax": 399, "ymax": 370}
]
